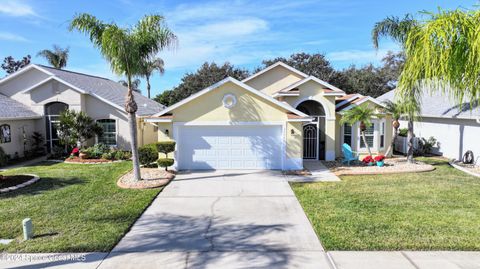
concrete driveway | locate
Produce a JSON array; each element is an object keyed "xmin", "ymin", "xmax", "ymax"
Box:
[{"xmin": 99, "ymin": 170, "xmax": 332, "ymax": 269}]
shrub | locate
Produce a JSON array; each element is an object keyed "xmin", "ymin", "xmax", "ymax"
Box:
[
  {"xmin": 114, "ymin": 150, "xmax": 131, "ymax": 160},
  {"xmin": 156, "ymin": 141, "xmax": 176, "ymax": 157},
  {"xmin": 157, "ymin": 158, "xmax": 174, "ymax": 171},
  {"xmin": 82, "ymin": 143, "xmax": 110, "ymax": 159},
  {"xmin": 398, "ymin": 128, "xmax": 408, "ymax": 137},
  {"xmin": 71, "ymin": 147, "xmax": 80, "ymax": 156},
  {"xmin": 0, "ymin": 146, "xmax": 8, "ymax": 167},
  {"xmin": 101, "ymin": 152, "xmax": 113, "ymax": 160},
  {"xmin": 138, "ymin": 144, "xmax": 158, "ymax": 165}
]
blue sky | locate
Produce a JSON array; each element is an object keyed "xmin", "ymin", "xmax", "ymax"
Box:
[{"xmin": 0, "ymin": 0, "xmax": 477, "ymax": 97}]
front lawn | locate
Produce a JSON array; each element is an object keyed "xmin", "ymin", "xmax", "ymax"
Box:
[
  {"xmin": 291, "ymin": 157, "xmax": 480, "ymax": 250},
  {"xmin": 0, "ymin": 161, "xmax": 161, "ymax": 252}
]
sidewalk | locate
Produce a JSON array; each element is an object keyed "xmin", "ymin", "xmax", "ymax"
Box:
[
  {"xmin": 1, "ymin": 251, "xmax": 479, "ymax": 268},
  {"xmin": 286, "ymin": 160, "xmax": 341, "ymax": 182}
]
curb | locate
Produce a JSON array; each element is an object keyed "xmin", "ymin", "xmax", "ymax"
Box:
[
  {"xmin": 449, "ymin": 161, "xmax": 480, "ymax": 178},
  {"xmin": 0, "ymin": 174, "xmax": 40, "ymax": 193}
]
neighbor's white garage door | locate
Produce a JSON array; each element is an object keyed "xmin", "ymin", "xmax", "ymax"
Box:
[{"xmin": 176, "ymin": 125, "xmax": 283, "ymax": 170}]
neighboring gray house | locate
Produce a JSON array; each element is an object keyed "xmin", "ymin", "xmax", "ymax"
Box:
[
  {"xmin": 378, "ymin": 89, "xmax": 480, "ymax": 160},
  {"xmin": 0, "ymin": 64, "xmax": 164, "ymax": 158}
]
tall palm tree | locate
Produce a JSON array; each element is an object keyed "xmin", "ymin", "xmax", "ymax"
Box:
[
  {"xmin": 118, "ymin": 79, "xmax": 142, "ymax": 93},
  {"xmin": 382, "ymin": 100, "xmax": 404, "ymax": 157},
  {"xmin": 37, "ymin": 45, "xmax": 69, "ymax": 69},
  {"xmin": 141, "ymin": 57, "xmax": 164, "ymax": 99},
  {"xmin": 70, "ymin": 13, "xmax": 177, "ymax": 181},
  {"xmin": 372, "ymin": 15, "xmax": 419, "ymax": 163},
  {"xmin": 340, "ymin": 104, "xmax": 377, "ymax": 157}
]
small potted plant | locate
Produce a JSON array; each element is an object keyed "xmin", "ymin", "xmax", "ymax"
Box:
[
  {"xmin": 362, "ymin": 155, "xmax": 375, "ymax": 166},
  {"xmin": 374, "ymin": 155, "xmax": 385, "ymax": 167}
]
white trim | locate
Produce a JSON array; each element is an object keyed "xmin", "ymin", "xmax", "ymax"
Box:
[
  {"xmin": 287, "ymin": 118, "xmax": 313, "ymax": 122},
  {"xmin": 277, "ymin": 76, "xmax": 345, "ymax": 95},
  {"xmin": 20, "ymin": 77, "xmax": 55, "ymax": 94},
  {"xmin": 0, "ymin": 64, "xmax": 54, "ymax": 85},
  {"xmin": 0, "ymin": 116, "xmax": 42, "ymax": 121},
  {"xmin": 335, "ymin": 94, "xmax": 362, "ymax": 109},
  {"xmin": 153, "ymin": 77, "xmax": 309, "ymax": 118},
  {"xmin": 144, "ymin": 118, "xmax": 172, "ymax": 123},
  {"xmin": 273, "ymin": 92, "xmax": 300, "ymax": 97},
  {"xmin": 292, "ymin": 96, "xmax": 334, "ymax": 120},
  {"xmin": 241, "ymin": 62, "xmax": 308, "ymax": 83}
]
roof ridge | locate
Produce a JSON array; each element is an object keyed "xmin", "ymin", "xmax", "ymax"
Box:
[{"xmin": 36, "ymin": 64, "xmax": 114, "ymax": 82}]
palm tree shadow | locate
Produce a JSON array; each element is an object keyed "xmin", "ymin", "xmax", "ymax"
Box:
[{"xmin": 109, "ymin": 213, "xmax": 304, "ymax": 269}]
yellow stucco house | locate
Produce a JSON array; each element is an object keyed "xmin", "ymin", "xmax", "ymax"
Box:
[{"xmin": 145, "ymin": 62, "xmax": 392, "ymax": 170}]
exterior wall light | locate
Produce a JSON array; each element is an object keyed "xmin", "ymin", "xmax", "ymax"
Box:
[
  {"xmin": 165, "ymin": 129, "xmax": 169, "ymax": 136},
  {"xmin": 291, "ymin": 129, "xmax": 295, "ymax": 135}
]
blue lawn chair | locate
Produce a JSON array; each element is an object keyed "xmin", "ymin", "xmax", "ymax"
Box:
[{"xmin": 342, "ymin": 143, "xmax": 359, "ymax": 165}]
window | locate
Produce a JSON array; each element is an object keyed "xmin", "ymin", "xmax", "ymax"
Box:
[
  {"xmin": 380, "ymin": 121, "xmax": 385, "ymax": 148},
  {"xmin": 0, "ymin": 124, "xmax": 11, "ymax": 143},
  {"xmin": 343, "ymin": 123, "xmax": 352, "ymax": 146},
  {"xmin": 359, "ymin": 123, "xmax": 375, "ymax": 148},
  {"xmin": 97, "ymin": 119, "xmax": 116, "ymax": 146}
]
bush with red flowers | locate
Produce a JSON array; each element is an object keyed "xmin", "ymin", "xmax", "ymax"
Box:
[
  {"xmin": 374, "ymin": 155, "xmax": 385, "ymax": 162},
  {"xmin": 362, "ymin": 155, "xmax": 374, "ymax": 164},
  {"xmin": 71, "ymin": 147, "xmax": 80, "ymax": 157}
]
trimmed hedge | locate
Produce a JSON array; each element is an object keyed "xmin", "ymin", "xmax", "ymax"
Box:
[
  {"xmin": 156, "ymin": 141, "xmax": 176, "ymax": 157},
  {"xmin": 157, "ymin": 158, "xmax": 174, "ymax": 171},
  {"xmin": 138, "ymin": 144, "xmax": 158, "ymax": 166}
]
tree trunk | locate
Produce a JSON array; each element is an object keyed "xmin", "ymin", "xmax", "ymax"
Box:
[
  {"xmin": 146, "ymin": 75, "xmax": 151, "ymax": 99},
  {"xmin": 385, "ymin": 123, "xmax": 399, "ymax": 157},
  {"xmin": 125, "ymin": 83, "xmax": 141, "ymax": 181},
  {"xmin": 361, "ymin": 131, "xmax": 372, "ymax": 156},
  {"xmin": 407, "ymin": 120, "xmax": 414, "ymax": 163}
]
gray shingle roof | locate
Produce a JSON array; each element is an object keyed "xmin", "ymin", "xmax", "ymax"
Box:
[
  {"xmin": 38, "ymin": 65, "xmax": 165, "ymax": 116},
  {"xmin": 0, "ymin": 94, "xmax": 40, "ymax": 119},
  {"xmin": 377, "ymin": 89, "xmax": 480, "ymax": 119}
]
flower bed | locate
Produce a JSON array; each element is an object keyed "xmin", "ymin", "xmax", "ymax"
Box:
[
  {"xmin": 64, "ymin": 157, "xmax": 124, "ymax": 164},
  {"xmin": 323, "ymin": 157, "xmax": 435, "ymax": 176},
  {"xmin": 0, "ymin": 174, "xmax": 39, "ymax": 193},
  {"xmin": 117, "ymin": 168, "xmax": 175, "ymax": 189}
]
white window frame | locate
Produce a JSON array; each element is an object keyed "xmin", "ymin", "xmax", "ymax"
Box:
[
  {"xmin": 379, "ymin": 119, "xmax": 386, "ymax": 149},
  {"xmin": 341, "ymin": 123, "xmax": 353, "ymax": 147},
  {"xmin": 96, "ymin": 118, "xmax": 118, "ymax": 146},
  {"xmin": 357, "ymin": 120, "xmax": 378, "ymax": 152}
]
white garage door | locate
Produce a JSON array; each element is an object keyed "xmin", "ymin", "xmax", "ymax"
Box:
[{"xmin": 176, "ymin": 125, "xmax": 283, "ymax": 170}]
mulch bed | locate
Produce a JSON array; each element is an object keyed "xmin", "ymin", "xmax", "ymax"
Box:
[
  {"xmin": 323, "ymin": 157, "xmax": 435, "ymax": 176},
  {"xmin": 283, "ymin": 169, "xmax": 312, "ymax": 176},
  {"xmin": 117, "ymin": 168, "xmax": 175, "ymax": 189},
  {"xmin": 64, "ymin": 157, "xmax": 122, "ymax": 164},
  {"xmin": 0, "ymin": 174, "xmax": 39, "ymax": 193}
]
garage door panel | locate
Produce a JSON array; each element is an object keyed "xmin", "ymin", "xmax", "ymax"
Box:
[{"xmin": 177, "ymin": 125, "xmax": 282, "ymax": 170}]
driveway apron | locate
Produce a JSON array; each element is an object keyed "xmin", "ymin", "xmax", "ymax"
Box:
[{"xmin": 100, "ymin": 170, "xmax": 331, "ymax": 269}]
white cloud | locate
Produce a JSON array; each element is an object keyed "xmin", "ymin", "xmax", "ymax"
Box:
[
  {"xmin": 0, "ymin": 32, "xmax": 28, "ymax": 42},
  {"xmin": 328, "ymin": 49, "xmax": 388, "ymax": 62},
  {"xmin": 0, "ymin": 1, "xmax": 37, "ymax": 17}
]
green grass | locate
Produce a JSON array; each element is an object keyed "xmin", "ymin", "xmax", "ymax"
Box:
[
  {"xmin": 291, "ymin": 157, "xmax": 480, "ymax": 251},
  {"xmin": 0, "ymin": 161, "xmax": 161, "ymax": 253}
]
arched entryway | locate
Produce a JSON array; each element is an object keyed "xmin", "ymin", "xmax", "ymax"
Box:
[
  {"xmin": 45, "ymin": 102, "xmax": 69, "ymax": 152},
  {"xmin": 296, "ymin": 100, "xmax": 326, "ymax": 160}
]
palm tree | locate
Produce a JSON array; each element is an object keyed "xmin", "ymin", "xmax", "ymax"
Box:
[
  {"xmin": 372, "ymin": 15, "xmax": 419, "ymax": 163},
  {"xmin": 70, "ymin": 13, "xmax": 177, "ymax": 181},
  {"xmin": 382, "ymin": 100, "xmax": 404, "ymax": 157},
  {"xmin": 340, "ymin": 104, "xmax": 377, "ymax": 156},
  {"xmin": 37, "ymin": 45, "xmax": 69, "ymax": 69},
  {"xmin": 118, "ymin": 79, "xmax": 142, "ymax": 93},
  {"xmin": 140, "ymin": 57, "xmax": 164, "ymax": 99}
]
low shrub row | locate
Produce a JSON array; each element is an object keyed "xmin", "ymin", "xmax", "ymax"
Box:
[
  {"xmin": 70, "ymin": 143, "xmax": 132, "ymax": 161},
  {"xmin": 138, "ymin": 141, "xmax": 176, "ymax": 170}
]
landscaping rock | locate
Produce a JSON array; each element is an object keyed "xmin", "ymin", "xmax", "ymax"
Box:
[
  {"xmin": 117, "ymin": 168, "xmax": 174, "ymax": 189},
  {"xmin": 324, "ymin": 157, "xmax": 435, "ymax": 176}
]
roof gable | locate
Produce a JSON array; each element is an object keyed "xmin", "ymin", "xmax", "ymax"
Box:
[
  {"xmin": 273, "ymin": 76, "xmax": 345, "ymax": 97},
  {"xmin": 153, "ymin": 77, "xmax": 309, "ymax": 119},
  {"xmin": 242, "ymin": 62, "xmax": 308, "ymax": 83},
  {"xmin": 0, "ymin": 64, "xmax": 165, "ymax": 116}
]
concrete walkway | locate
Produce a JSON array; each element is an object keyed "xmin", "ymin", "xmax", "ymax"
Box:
[{"xmin": 286, "ymin": 160, "xmax": 341, "ymax": 182}]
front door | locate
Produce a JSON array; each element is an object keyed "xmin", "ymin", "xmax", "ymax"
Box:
[{"xmin": 303, "ymin": 124, "xmax": 317, "ymax": 159}]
